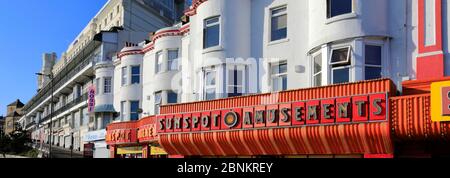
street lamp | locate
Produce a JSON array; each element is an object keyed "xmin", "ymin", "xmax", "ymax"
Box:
[{"xmin": 36, "ymin": 72, "xmax": 54, "ymax": 158}]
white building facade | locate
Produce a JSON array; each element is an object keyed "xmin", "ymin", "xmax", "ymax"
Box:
[
  {"xmin": 20, "ymin": 0, "xmax": 189, "ymax": 158},
  {"xmin": 114, "ymin": 0, "xmax": 450, "ymax": 119}
]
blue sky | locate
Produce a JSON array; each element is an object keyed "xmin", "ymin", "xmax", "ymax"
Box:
[{"xmin": 0, "ymin": 0, "xmax": 107, "ymax": 116}]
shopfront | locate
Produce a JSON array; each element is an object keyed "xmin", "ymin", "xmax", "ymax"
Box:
[
  {"xmin": 106, "ymin": 116, "xmax": 169, "ymax": 158},
  {"xmin": 106, "ymin": 78, "xmax": 450, "ymax": 158}
]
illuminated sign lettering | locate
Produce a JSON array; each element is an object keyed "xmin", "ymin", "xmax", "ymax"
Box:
[{"xmin": 157, "ymin": 93, "xmax": 388, "ymax": 133}]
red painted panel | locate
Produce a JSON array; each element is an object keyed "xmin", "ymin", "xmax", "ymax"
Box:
[
  {"xmin": 279, "ymin": 103, "xmax": 292, "ymax": 126},
  {"xmin": 242, "ymin": 107, "xmax": 254, "ymax": 129},
  {"xmin": 254, "ymin": 106, "xmax": 266, "ymax": 128},
  {"xmin": 369, "ymin": 93, "xmax": 387, "ymax": 121},
  {"xmin": 201, "ymin": 111, "xmax": 211, "ymax": 131},
  {"xmin": 191, "ymin": 112, "xmax": 201, "ymax": 132},
  {"xmin": 336, "ymin": 97, "xmax": 352, "ymax": 123},
  {"xmin": 306, "ymin": 100, "xmax": 320, "ymax": 125},
  {"xmin": 320, "ymin": 99, "xmax": 335, "ymax": 124},
  {"xmin": 417, "ymin": 54, "xmax": 444, "ymax": 80},
  {"xmin": 173, "ymin": 114, "xmax": 183, "ymax": 132},
  {"xmin": 156, "ymin": 115, "xmax": 166, "ymax": 133},
  {"xmin": 292, "ymin": 102, "xmax": 306, "ymax": 126},
  {"xmin": 210, "ymin": 110, "xmax": 221, "ymax": 130},
  {"xmin": 182, "ymin": 113, "xmax": 192, "ymax": 132},
  {"xmin": 266, "ymin": 104, "xmax": 279, "ymax": 127},
  {"xmin": 352, "ymin": 96, "xmax": 369, "ymax": 122}
]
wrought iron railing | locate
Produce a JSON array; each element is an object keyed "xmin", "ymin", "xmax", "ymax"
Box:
[{"xmin": 39, "ymin": 93, "xmax": 88, "ymax": 124}]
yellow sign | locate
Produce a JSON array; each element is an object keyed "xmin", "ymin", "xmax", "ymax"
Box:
[
  {"xmin": 117, "ymin": 146, "xmax": 143, "ymax": 155},
  {"xmin": 431, "ymin": 81, "xmax": 450, "ymax": 122},
  {"xmin": 151, "ymin": 146, "xmax": 167, "ymax": 155}
]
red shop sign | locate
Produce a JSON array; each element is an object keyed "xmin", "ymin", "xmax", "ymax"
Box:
[{"xmin": 157, "ymin": 93, "xmax": 388, "ymax": 134}]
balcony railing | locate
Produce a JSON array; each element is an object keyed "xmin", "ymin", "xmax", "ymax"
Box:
[
  {"xmin": 23, "ymin": 40, "xmax": 101, "ymax": 113},
  {"xmin": 39, "ymin": 93, "xmax": 89, "ymax": 124}
]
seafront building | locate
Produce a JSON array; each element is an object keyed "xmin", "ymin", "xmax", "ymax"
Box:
[
  {"xmin": 19, "ymin": 0, "xmax": 189, "ymax": 158},
  {"xmin": 22, "ymin": 0, "xmax": 450, "ymax": 158}
]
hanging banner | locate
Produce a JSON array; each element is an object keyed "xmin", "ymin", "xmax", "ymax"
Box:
[{"xmin": 88, "ymin": 85, "xmax": 96, "ymax": 113}]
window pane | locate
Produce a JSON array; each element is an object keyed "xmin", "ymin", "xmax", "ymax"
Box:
[
  {"xmin": 206, "ymin": 88, "xmax": 216, "ymax": 100},
  {"xmin": 168, "ymin": 91, "xmax": 178, "ymax": 104},
  {"xmin": 365, "ymin": 67, "xmax": 382, "ymax": 80},
  {"xmin": 365, "ymin": 45, "xmax": 382, "ymax": 65},
  {"xmin": 168, "ymin": 50, "xmax": 179, "ymax": 71},
  {"xmin": 104, "ymin": 78, "xmax": 111, "ymax": 93},
  {"xmin": 327, "ymin": 0, "xmax": 352, "ymax": 18},
  {"xmin": 271, "ymin": 14, "xmax": 287, "ymax": 41},
  {"xmin": 228, "ymin": 69, "xmax": 243, "ymax": 86},
  {"xmin": 121, "ymin": 67, "xmax": 127, "ymax": 86},
  {"xmin": 272, "ymin": 75, "xmax": 287, "ymax": 92},
  {"xmin": 314, "ymin": 73, "xmax": 322, "ymax": 87},
  {"xmin": 156, "ymin": 52, "xmax": 163, "ymax": 73},
  {"xmin": 130, "ymin": 101, "xmax": 139, "ymax": 121},
  {"xmin": 314, "ymin": 53, "xmax": 322, "ymax": 74},
  {"xmin": 155, "ymin": 92, "xmax": 162, "ymax": 104},
  {"xmin": 132, "ymin": 66, "xmax": 140, "ymax": 75},
  {"xmin": 331, "ymin": 47, "xmax": 350, "ymax": 64},
  {"xmin": 131, "ymin": 66, "xmax": 140, "ymax": 84},
  {"xmin": 206, "ymin": 17, "xmax": 219, "ymax": 25},
  {"xmin": 228, "ymin": 86, "xmax": 243, "ymax": 97},
  {"xmin": 204, "ymin": 24, "xmax": 220, "ymax": 48},
  {"xmin": 282, "ymin": 75, "xmax": 287, "ymax": 90},
  {"xmin": 206, "ymin": 71, "xmax": 216, "ymax": 85},
  {"xmin": 102, "ymin": 115, "xmax": 111, "ymax": 129},
  {"xmin": 271, "ymin": 63, "xmax": 287, "ymax": 75},
  {"xmin": 120, "ymin": 101, "xmax": 125, "ymax": 120},
  {"xmin": 333, "ymin": 68, "xmax": 350, "ymax": 84}
]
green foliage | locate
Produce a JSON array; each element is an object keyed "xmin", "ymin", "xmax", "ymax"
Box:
[{"xmin": 0, "ymin": 126, "xmax": 33, "ymax": 157}]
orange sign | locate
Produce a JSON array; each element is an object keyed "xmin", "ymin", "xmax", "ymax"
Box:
[{"xmin": 137, "ymin": 125, "xmax": 158, "ymax": 142}]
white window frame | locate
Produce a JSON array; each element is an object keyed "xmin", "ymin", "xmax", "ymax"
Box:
[
  {"xmin": 104, "ymin": 77, "xmax": 112, "ymax": 94},
  {"xmin": 312, "ymin": 51, "xmax": 323, "ymax": 87},
  {"xmin": 154, "ymin": 91, "xmax": 162, "ymax": 115},
  {"xmin": 120, "ymin": 101, "xmax": 126, "ymax": 121},
  {"xmin": 131, "ymin": 65, "xmax": 140, "ymax": 84},
  {"xmin": 329, "ymin": 46, "xmax": 352, "ymax": 65},
  {"xmin": 121, "ymin": 66, "xmax": 127, "ymax": 86},
  {"xmin": 130, "ymin": 101, "xmax": 140, "ymax": 121},
  {"xmin": 156, "ymin": 51, "xmax": 163, "ymax": 74},
  {"xmin": 363, "ymin": 41, "xmax": 385, "ymax": 80},
  {"xmin": 96, "ymin": 78, "xmax": 101, "ymax": 95},
  {"xmin": 270, "ymin": 5, "xmax": 288, "ymax": 42},
  {"xmin": 167, "ymin": 49, "xmax": 179, "ymax": 71},
  {"xmin": 226, "ymin": 65, "xmax": 246, "ymax": 97},
  {"xmin": 203, "ymin": 67, "xmax": 217, "ymax": 100},
  {"xmin": 327, "ymin": 0, "xmax": 354, "ymax": 19},
  {"xmin": 270, "ymin": 61, "xmax": 288, "ymax": 92},
  {"xmin": 203, "ymin": 16, "xmax": 221, "ymax": 49},
  {"xmin": 329, "ymin": 44, "xmax": 353, "ymax": 84}
]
